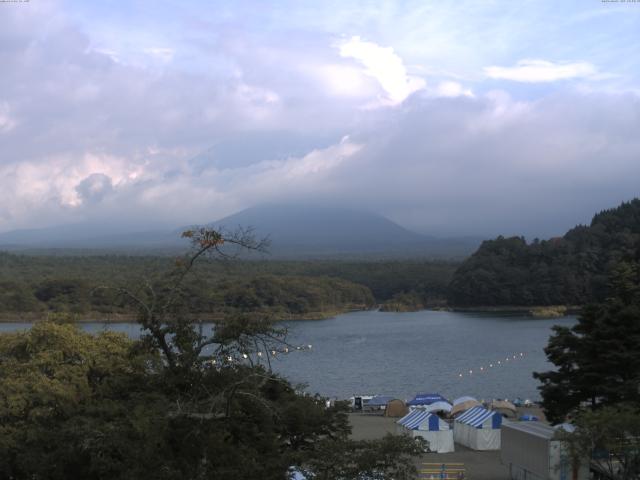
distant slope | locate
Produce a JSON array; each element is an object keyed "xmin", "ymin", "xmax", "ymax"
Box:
[
  {"xmin": 0, "ymin": 204, "xmax": 481, "ymax": 259},
  {"xmin": 209, "ymin": 204, "xmax": 480, "ymax": 258},
  {"xmin": 0, "ymin": 223, "xmax": 184, "ymax": 250},
  {"xmin": 448, "ymin": 198, "xmax": 640, "ymax": 306}
]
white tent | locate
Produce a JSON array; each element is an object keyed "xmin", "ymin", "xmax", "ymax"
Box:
[
  {"xmin": 454, "ymin": 406, "xmax": 501, "ymax": 450},
  {"xmin": 422, "ymin": 400, "xmax": 453, "ymax": 414},
  {"xmin": 397, "ymin": 409, "xmax": 454, "ymax": 453}
]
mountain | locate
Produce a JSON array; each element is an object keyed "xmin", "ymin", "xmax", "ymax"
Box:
[
  {"xmin": 207, "ymin": 204, "xmax": 480, "ymax": 258},
  {"xmin": 0, "ymin": 204, "xmax": 481, "ymax": 258},
  {"xmin": 448, "ymin": 198, "xmax": 640, "ymax": 306}
]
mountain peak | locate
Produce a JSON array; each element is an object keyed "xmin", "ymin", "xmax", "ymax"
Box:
[
  {"xmin": 0, "ymin": 204, "xmax": 481, "ymax": 258},
  {"xmin": 211, "ymin": 204, "xmax": 425, "ymax": 249}
]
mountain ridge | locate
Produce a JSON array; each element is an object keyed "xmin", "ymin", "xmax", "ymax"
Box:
[{"xmin": 0, "ymin": 204, "xmax": 481, "ymax": 259}]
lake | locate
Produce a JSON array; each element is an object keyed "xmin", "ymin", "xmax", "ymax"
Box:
[{"xmin": 0, "ymin": 310, "xmax": 576, "ymax": 402}]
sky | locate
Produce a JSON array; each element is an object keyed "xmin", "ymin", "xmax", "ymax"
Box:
[{"xmin": 1, "ymin": 0, "xmax": 640, "ymax": 238}]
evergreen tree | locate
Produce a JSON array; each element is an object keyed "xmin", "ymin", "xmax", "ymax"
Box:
[
  {"xmin": 449, "ymin": 198, "xmax": 640, "ymax": 307},
  {"xmin": 534, "ymin": 262, "xmax": 640, "ymax": 423}
]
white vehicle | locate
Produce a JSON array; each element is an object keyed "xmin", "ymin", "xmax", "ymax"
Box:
[{"xmin": 349, "ymin": 394, "xmax": 375, "ymax": 411}]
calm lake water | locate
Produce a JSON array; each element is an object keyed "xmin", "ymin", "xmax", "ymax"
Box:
[{"xmin": 0, "ymin": 310, "xmax": 576, "ymax": 402}]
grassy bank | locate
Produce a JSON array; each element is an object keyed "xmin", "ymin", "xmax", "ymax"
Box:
[
  {"xmin": 448, "ymin": 305, "xmax": 582, "ymax": 317},
  {"xmin": 0, "ymin": 305, "xmax": 373, "ymax": 323}
]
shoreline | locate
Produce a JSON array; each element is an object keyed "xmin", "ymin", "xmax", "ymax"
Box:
[
  {"xmin": 0, "ymin": 305, "xmax": 373, "ymax": 324},
  {"xmin": 0, "ymin": 304, "xmax": 581, "ymax": 323},
  {"xmin": 379, "ymin": 303, "xmax": 582, "ymax": 317},
  {"xmin": 448, "ymin": 305, "xmax": 581, "ymax": 317}
]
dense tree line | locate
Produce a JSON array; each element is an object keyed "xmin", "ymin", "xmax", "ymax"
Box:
[
  {"xmin": 449, "ymin": 199, "xmax": 640, "ymax": 306},
  {"xmin": 0, "ymin": 253, "xmax": 456, "ymax": 318},
  {"xmin": 0, "ymin": 273, "xmax": 374, "ymax": 320}
]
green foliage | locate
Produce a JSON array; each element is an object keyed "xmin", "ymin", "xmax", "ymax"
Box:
[
  {"xmin": 559, "ymin": 405, "xmax": 640, "ymax": 480},
  {"xmin": 0, "ymin": 323, "xmax": 351, "ymax": 479},
  {"xmin": 299, "ymin": 434, "xmax": 425, "ymax": 480},
  {"xmin": 380, "ymin": 291, "xmax": 430, "ymax": 312},
  {"xmin": 0, "ymin": 229, "xmax": 424, "ymax": 479},
  {"xmin": 218, "ymin": 275, "xmax": 375, "ymax": 316},
  {"xmin": 0, "ymin": 322, "xmax": 164, "ymax": 479},
  {"xmin": 449, "ymin": 199, "xmax": 640, "ymax": 306},
  {"xmin": 534, "ymin": 262, "xmax": 640, "ymax": 423},
  {"xmin": 0, "ymin": 252, "xmax": 456, "ymax": 319}
]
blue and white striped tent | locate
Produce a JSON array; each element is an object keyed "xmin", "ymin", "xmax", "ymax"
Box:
[
  {"xmin": 398, "ymin": 409, "xmax": 441, "ymax": 430},
  {"xmin": 454, "ymin": 407, "xmax": 502, "ymax": 450},
  {"xmin": 396, "ymin": 409, "xmax": 454, "ymax": 453},
  {"xmin": 457, "ymin": 406, "xmax": 502, "ymax": 429}
]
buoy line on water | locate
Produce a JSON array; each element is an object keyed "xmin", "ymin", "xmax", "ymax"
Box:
[
  {"xmin": 204, "ymin": 343, "xmax": 313, "ymax": 367},
  {"xmin": 455, "ymin": 351, "xmax": 529, "ymax": 379}
]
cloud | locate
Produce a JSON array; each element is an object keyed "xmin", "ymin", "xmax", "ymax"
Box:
[
  {"xmin": 143, "ymin": 47, "xmax": 175, "ymax": 63},
  {"xmin": 311, "ymin": 64, "xmax": 378, "ymax": 99},
  {"xmin": 0, "ymin": 102, "xmax": 17, "ymax": 133},
  {"xmin": 75, "ymin": 173, "xmax": 114, "ymax": 204},
  {"xmin": 0, "ymin": 151, "xmax": 147, "ymax": 225},
  {"xmin": 337, "ymin": 36, "xmax": 426, "ymax": 105},
  {"xmin": 433, "ymin": 81, "xmax": 474, "ymax": 98},
  {"xmin": 1, "ymin": 1, "xmax": 639, "ymax": 239},
  {"xmin": 270, "ymin": 90, "xmax": 640, "ymax": 238},
  {"xmin": 484, "ymin": 59, "xmax": 598, "ymax": 83}
]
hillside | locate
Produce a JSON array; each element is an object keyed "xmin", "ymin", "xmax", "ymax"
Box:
[
  {"xmin": 209, "ymin": 204, "xmax": 479, "ymax": 258},
  {"xmin": 0, "ymin": 204, "xmax": 481, "ymax": 259},
  {"xmin": 0, "ymin": 223, "xmax": 182, "ymax": 250},
  {"xmin": 448, "ymin": 198, "xmax": 640, "ymax": 306}
]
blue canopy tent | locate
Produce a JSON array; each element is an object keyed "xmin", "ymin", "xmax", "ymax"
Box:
[
  {"xmin": 453, "ymin": 406, "xmax": 502, "ymax": 450},
  {"xmin": 396, "ymin": 409, "xmax": 454, "ymax": 453},
  {"xmin": 519, "ymin": 414, "xmax": 539, "ymax": 421},
  {"xmin": 407, "ymin": 393, "xmax": 448, "ymax": 406}
]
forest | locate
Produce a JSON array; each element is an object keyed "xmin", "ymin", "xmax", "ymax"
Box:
[
  {"xmin": 0, "ymin": 252, "xmax": 457, "ymax": 320},
  {"xmin": 448, "ymin": 199, "xmax": 640, "ymax": 307},
  {"xmin": 4, "ymin": 199, "xmax": 639, "ymax": 319}
]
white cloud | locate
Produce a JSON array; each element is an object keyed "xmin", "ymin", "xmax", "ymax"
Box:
[
  {"xmin": 215, "ymin": 136, "xmax": 364, "ymax": 204},
  {"xmin": 1, "ymin": 2, "xmax": 640, "ymax": 237},
  {"xmin": 273, "ymin": 136, "xmax": 361, "ymax": 181},
  {"xmin": 235, "ymin": 83, "xmax": 280, "ymax": 105},
  {"xmin": 312, "ymin": 63, "xmax": 376, "ymax": 98},
  {"xmin": 484, "ymin": 59, "xmax": 597, "ymax": 83},
  {"xmin": 434, "ymin": 81, "xmax": 474, "ymax": 98},
  {"xmin": 92, "ymin": 48, "xmax": 120, "ymax": 63},
  {"xmin": 337, "ymin": 36, "xmax": 425, "ymax": 105},
  {"xmin": 0, "ymin": 102, "xmax": 17, "ymax": 133},
  {"xmin": 0, "ymin": 152, "xmax": 147, "ymax": 226},
  {"xmin": 143, "ymin": 47, "xmax": 175, "ymax": 63}
]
